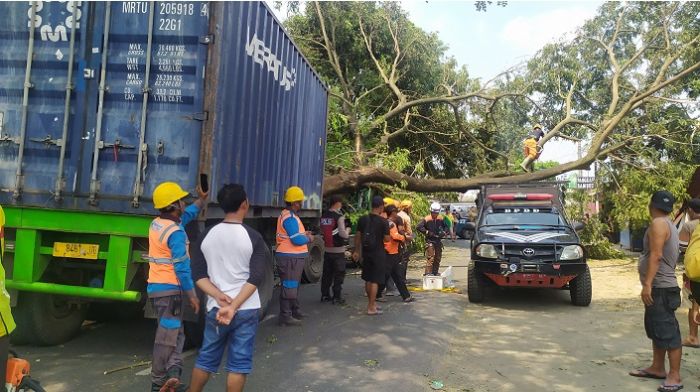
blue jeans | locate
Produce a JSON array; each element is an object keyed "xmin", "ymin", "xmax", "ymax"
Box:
[{"xmin": 195, "ymin": 308, "xmax": 259, "ymax": 374}]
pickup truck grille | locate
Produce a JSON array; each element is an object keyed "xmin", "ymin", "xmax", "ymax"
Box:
[{"xmin": 501, "ymin": 244, "xmax": 559, "ymax": 262}]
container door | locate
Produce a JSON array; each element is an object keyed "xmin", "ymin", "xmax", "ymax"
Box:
[
  {"xmin": 86, "ymin": 1, "xmax": 209, "ymax": 212},
  {"xmin": 0, "ymin": 1, "xmax": 89, "ymax": 205}
]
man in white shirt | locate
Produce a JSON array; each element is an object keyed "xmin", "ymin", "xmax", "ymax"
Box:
[{"xmin": 189, "ymin": 184, "xmax": 268, "ymax": 392}]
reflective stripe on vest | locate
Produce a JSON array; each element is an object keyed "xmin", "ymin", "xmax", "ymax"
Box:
[
  {"xmin": 276, "ymin": 209, "xmax": 308, "ymax": 254},
  {"xmin": 147, "ymin": 217, "xmax": 186, "ymax": 286}
]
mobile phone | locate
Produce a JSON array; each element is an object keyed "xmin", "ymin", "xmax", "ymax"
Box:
[{"xmin": 199, "ymin": 173, "xmax": 209, "ymax": 193}]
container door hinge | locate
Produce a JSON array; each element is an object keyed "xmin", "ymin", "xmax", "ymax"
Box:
[
  {"xmin": 200, "ymin": 35, "xmax": 214, "ymax": 45},
  {"xmin": 192, "ymin": 112, "xmax": 208, "ymax": 121}
]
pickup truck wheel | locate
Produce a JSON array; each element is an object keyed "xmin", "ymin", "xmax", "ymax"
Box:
[
  {"xmin": 467, "ymin": 265, "xmax": 486, "ymax": 303},
  {"xmin": 569, "ymin": 265, "xmax": 592, "ymax": 306},
  {"xmin": 302, "ymin": 236, "xmax": 324, "ymax": 283},
  {"xmin": 11, "ymin": 292, "xmax": 85, "ymax": 346}
]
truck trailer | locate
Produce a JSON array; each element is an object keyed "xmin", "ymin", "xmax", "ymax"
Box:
[{"xmin": 0, "ymin": 1, "xmax": 328, "ymax": 345}]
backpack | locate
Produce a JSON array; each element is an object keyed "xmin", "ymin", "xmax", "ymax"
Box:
[
  {"xmin": 685, "ymin": 225, "xmax": 700, "ymax": 280},
  {"xmin": 361, "ymin": 215, "xmax": 379, "ymax": 250}
]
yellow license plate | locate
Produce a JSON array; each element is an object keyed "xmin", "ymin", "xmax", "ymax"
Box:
[{"xmin": 52, "ymin": 242, "xmax": 100, "ymax": 260}]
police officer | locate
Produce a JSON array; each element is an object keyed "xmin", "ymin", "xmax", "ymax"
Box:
[
  {"xmin": 276, "ymin": 186, "xmax": 313, "ymax": 326},
  {"xmin": 320, "ymin": 195, "xmax": 350, "ymax": 305},
  {"xmin": 147, "ymin": 182, "xmax": 207, "ymax": 392},
  {"xmin": 417, "ymin": 202, "xmax": 449, "ymax": 276}
]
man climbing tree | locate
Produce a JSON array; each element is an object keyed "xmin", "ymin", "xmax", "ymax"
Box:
[{"xmin": 520, "ymin": 124, "xmax": 545, "ymax": 172}]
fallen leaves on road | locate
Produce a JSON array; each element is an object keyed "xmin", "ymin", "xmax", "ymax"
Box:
[{"xmin": 363, "ymin": 359, "xmax": 379, "ymax": 369}]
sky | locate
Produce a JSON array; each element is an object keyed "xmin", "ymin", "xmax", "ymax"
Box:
[{"xmin": 270, "ymin": 1, "xmax": 604, "ymax": 164}]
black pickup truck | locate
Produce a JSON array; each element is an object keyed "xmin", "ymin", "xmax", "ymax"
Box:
[{"xmin": 466, "ymin": 184, "xmax": 591, "ymax": 306}]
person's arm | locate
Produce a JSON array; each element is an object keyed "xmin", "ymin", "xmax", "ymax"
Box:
[
  {"xmin": 217, "ymin": 230, "xmax": 267, "ymax": 324},
  {"xmin": 641, "ymin": 218, "xmax": 671, "ymax": 305},
  {"xmin": 416, "ymin": 218, "xmax": 428, "ymax": 235},
  {"xmin": 352, "ymin": 230, "xmax": 363, "ymax": 262},
  {"xmin": 389, "ymin": 225, "xmax": 405, "ymax": 242},
  {"xmin": 679, "ymin": 223, "xmax": 691, "ymax": 244},
  {"xmin": 282, "ymin": 216, "xmax": 310, "ymax": 246},
  {"xmin": 382, "ymin": 219, "xmax": 391, "ymax": 243},
  {"xmin": 168, "ymin": 230, "xmax": 199, "ymax": 313},
  {"xmin": 337, "ymin": 216, "xmax": 350, "ymax": 239}
]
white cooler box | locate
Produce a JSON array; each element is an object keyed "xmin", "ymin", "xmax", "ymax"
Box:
[{"xmin": 422, "ymin": 266, "xmax": 454, "ymax": 290}]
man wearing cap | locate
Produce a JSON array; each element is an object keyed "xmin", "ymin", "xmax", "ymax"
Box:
[
  {"xmin": 629, "ymin": 190, "xmax": 682, "ymax": 392},
  {"xmin": 148, "ymin": 182, "xmax": 208, "ymax": 392},
  {"xmin": 276, "ymin": 186, "xmax": 314, "ymax": 326},
  {"xmin": 520, "ymin": 124, "xmax": 545, "ymax": 172},
  {"xmin": 398, "ymin": 200, "xmax": 414, "ymax": 273},
  {"xmin": 353, "ymin": 196, "xmax": 391, "ymax": 315},
  {"xmin": 417, "ymin": 202, "xmax": 449, "ymax": 276}
]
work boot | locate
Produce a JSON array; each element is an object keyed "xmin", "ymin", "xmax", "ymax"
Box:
[
  {"xmin": 520, "ymin": 157, "xmax": 533, "ymax": 172},
  {"xmin": 292, "ymin": 311, "xmax": 307, "ymax": 319},
  {"xmin": 279, "ymin": 317, "xmax": 302, "ymax": 326},
  {"xmin": 321, "ymin": 296, "xmax": 332, "ymax": 303},
  {"xmin": 332, "ymin": 297, "xmax": 346, "ymax": 305}
]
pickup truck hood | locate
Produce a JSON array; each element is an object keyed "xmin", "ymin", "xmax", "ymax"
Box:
[{"xmin": 479, "ymin": 230, "xmax": 578, "ymax": 244}]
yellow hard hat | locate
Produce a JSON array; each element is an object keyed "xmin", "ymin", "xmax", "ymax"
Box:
[
  {"xmin": 400, "ymin": 199, "xmax": 413, "ymax": 209},
  {"xmin": 284, "ymin": 186, "xmax": 305, "ymax": 203},
  {"xmin": 533, "ymin": 123, "xmax": 543, "ymax": 130},
  {"xmin": 383, "ymin": 197, "xmax": 395, "ymax": 207},
  {"xmin": 153, "ymin": 182, "xmax": 189, "ymax": 209}
]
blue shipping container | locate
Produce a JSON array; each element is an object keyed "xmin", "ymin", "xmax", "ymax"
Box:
[{"xmin": 0, "ymin": 1, "xmax": 328, "ymax": 214}]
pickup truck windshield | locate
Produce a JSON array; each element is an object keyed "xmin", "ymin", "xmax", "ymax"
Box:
[{"xmin": 483, "ymin": 212, "xmax": 565, "ymax": 226}]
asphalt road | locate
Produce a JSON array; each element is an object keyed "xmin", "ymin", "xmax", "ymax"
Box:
[
  {"xmin": 20, "ymin": 241, "xmax": 699, "ymax": 392},
  {"xmin": 19, "ymin": 241, "xmax": 473, "ymax": 392}
]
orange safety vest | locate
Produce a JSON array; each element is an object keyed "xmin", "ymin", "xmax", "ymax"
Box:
[
  {"xmin": 276, "ymin": 209, "xmax": 308, "ymax": 255},
  {"xmin": 147, "ymin": 217, "xmax": 188, "ymax": 286}
]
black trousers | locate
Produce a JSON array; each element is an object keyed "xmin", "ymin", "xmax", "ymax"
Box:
[
  {"xmin": 378, "ymin": 253, "xmax": 411, "ymax": 300},
  {"xmin": 0, "ymin": 335, "xmax": 7, "ymax": 391},
  {"xmin": 321, "ymin": 252, "xmax": 346, "ymax": 299}
]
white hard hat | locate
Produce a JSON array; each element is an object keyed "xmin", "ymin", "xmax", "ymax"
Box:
[{"xmin": 430, "ymin": 202, "xmax": 441, "ymax": 212}]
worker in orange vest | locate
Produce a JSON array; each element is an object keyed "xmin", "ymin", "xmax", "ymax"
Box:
[
  {"xmin": 520, "ymin": 124, "xmax": 545, "ymax": 172},
  {"xmin": 276, "ymin": 186, "xmax": 314, "ymax": 326},
  {"xmin": 147, "ymin": 182, "xmax": 208, "ymax": 392}
]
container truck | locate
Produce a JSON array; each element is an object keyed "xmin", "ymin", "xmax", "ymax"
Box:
[{"xmin": 0, "ymin": 0, "xmax": 328, "ymax": 345}]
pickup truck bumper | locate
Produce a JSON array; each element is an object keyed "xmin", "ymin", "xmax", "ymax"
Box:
[{"xmin": 473, "ymin": 259, "xmax": 587, "ymax": 288}]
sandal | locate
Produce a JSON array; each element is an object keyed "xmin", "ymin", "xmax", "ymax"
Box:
[
  {"xmin": 657, "ymin": 383, "xmax": 683, "ymax": 392},
  {"xmin": 367, "ymin": 309, "xmax": 384, "ymax": 316}
]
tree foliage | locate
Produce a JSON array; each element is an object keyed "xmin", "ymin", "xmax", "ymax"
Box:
[{"xmin": 283, "ymin": 1, "xmax": 700, "ymax": 196}]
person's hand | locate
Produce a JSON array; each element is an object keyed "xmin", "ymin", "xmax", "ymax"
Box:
[
  {"xmin": 306, "ymin": 232, "xmax": 315, "ymax": 242},
  {"xmin": 346, "ymin": 227, "xmax": 352, "ymax": 235},
  {"xmin": 641, "ymin": 284, "xmax": 653, "ymax": 306},
  {"xmin": 189, "ymin": 295, "xmax": 200, "ymax": 315},
  {"xmin": 694, "ymin": 308, "xmax": 700, "ymax": 325},
  {"xmin": 352, "ymin": 251, "xmax": 360, "ymax": 262},
  {"xmin": 216, "ymin": 293, "xmax": 233, "ymax": 308},
  {"xmin": 196, "ymin": 185, "xmax": 209, "ymax": 202},
  {"xmin": 216, "ymin": 305, "xmax": 237, "ymax": 325}
]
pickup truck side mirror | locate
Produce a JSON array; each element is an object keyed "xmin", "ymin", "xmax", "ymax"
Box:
[{"xmin": 572, "ymin": 222, "xmax": 585, "ymax": 231}]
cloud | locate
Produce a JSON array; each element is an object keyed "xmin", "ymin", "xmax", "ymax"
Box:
[{"xmin": 500, "ymin": 6, "xmax": 596, "ymax": 54}]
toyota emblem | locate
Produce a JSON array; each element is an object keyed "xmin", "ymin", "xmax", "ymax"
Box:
[{"xmin": 522, "ymin": 248, "xmax": 535, "ymax": 256}]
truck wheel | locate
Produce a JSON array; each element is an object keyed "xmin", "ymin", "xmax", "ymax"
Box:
[
  {"xmin": 467, "ymin": 265, "xmax": 485, "ymax": 303},
  {"xmin": 302, "ymin": 236, "xmax": 324, "ymax": 283},
  {"xmin": 569, "ymin": 265, "xmax": 592, "ymax": 306},
  {"xmin": 11, "ymin": 292, "xmax": 86, "ymax": 346}
]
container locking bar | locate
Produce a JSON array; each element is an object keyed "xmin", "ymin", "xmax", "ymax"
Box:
[
  {"xmin": 13, "ymin": 1, "xmax": 39, "ymax": 200},
  {"xmin": 54, "ymin": 0, "xmax": 79, "ymax": 202},
  {"xmin": 131, "ymin": 1, "xmax": 156, "ymax": 209},
  {"xmin": 89, "ymin": 2, "xmax": 113, "ymax": 206}
]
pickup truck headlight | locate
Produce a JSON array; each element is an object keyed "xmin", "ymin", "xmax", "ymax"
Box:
[
  {"xmin": 475, "ymin": 244, "xmax": 498, "ymax": 259},
  {"xmin": 560, "ymin": 245, "xmax": 583, "ymax": 260}
]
